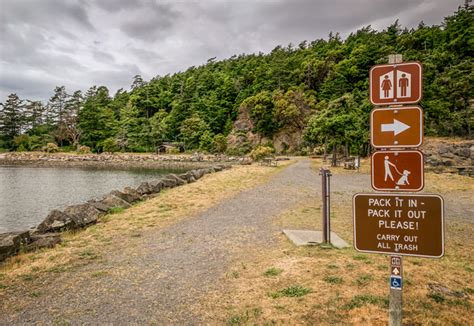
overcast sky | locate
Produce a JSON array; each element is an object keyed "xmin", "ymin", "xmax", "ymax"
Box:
[{"xmin": 0, "ymin": 0, "xmax": 462, "ymax": 102}]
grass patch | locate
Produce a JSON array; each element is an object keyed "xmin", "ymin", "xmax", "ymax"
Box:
[
  {"xmin": 30, "ymin": 291, "xmax": 41, "ymax": 298},
  {"xmin": 263, "ymin": 267, "xmax": 283, "ymax": 277},
  {"xmin": 427, "ymin": 292, "xmax": 445, "ymax": 303},
  {"xmin": 323, "ymin": 275, "xmax": 343, "ymax": 284},
  {"xmin": 77, "ymin": 249, "xmax": 99, "ymax": 260},
  {"xmin": 355, "ymin": 274, "xmax": 373, "ymax": 286},
  {"xmin": 108, "ymin": 207, "xmax": 125, "ymax": 214},
  {"xmin": 227, "ymin": 307, "xmax": 262, "ymax": 325},
  {"xmin": 269, "ymin": 285, "xmax": 312, "ymax": 298},
  {"xmin": 343, "ymin": 294, "xmax": 389, "ymax": 310}
]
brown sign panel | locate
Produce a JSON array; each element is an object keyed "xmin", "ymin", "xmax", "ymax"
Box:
[
  {"xmin": 370, "ymin": 62, "xmax": 422, "ymax": 105},
  {"xmin": 371, "ymin": 106, "xmax": 423, "ymax": 148},
  {"xmin": 353, "ymin": 194, "xmax": 444, "ymax": 258},
  {"xmin": 371, "ymin": 150, "xmax": 424, "ymax": 192}
]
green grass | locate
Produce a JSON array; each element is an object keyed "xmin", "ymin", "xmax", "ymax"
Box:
[
  {"xmin": 263, "ymin": 267, "xmax": 283, "ymax": 277},
  {"xmin": 227, "ymin": 308, "xmax": 262, "ymax": 325},
  {"xmin": 343, "ymin": 294, "xmax": 389, "ymax": 310},
  {"xmin": 108, "ymin": 207, "xmax": 125, "ymax": 214},
  {"xmin": 269, "ymin": 285, "xmax": 312, "ymax": 299},
  {"xmin": 323, "ymin": 275, "xmax": 343, "ymax": 284},
  {"xmin": 77, "ymin": 249, "xmax": 99, "ymax": 260}
]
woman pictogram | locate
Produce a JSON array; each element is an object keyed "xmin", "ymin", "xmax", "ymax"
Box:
[{"xmin": 381, "ymin": 75, "xmax": 392, "ymax": 98}]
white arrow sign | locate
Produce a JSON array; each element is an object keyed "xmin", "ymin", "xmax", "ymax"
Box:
[
  {"xmin": 381, "ymin": 119, "xmax": 410, "ymax": 136},
  {"xmin": 392, "ymin": 267, "xmax": 400, "ymax": 275}
]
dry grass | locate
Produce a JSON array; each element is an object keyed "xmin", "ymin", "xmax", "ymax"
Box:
[
  {"xmin": 0, "ymin": 162, "xmax": 292, "ymax": 302},
  {"xmin": 202, "ymin": 161, "xmax": 474, "ymax": 325}
]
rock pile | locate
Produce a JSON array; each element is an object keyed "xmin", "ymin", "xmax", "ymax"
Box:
[
  {"xmin": 0, "ymin": 152, "xmax": 251, "ymax": 167},
  {"xmin": 423, "ymin": 138, "xmax": 473, "ymax": 168},
  {"xmin": 0, "ymin": 165, "xmax": 231, "ymax": 262}
]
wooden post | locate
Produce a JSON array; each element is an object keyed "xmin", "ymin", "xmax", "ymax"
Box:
[
  {"xmin": 332, "ymin": 144, "xmax": 337, "ymax": 167},
  {"xmin": 388, "ymin": 54, "xmax": 403, "ymax": 326}
]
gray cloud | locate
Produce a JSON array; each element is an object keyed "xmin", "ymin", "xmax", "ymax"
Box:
[{"xmin": 0, "ymin": 0, "xmax": 462, "ymax": 101}]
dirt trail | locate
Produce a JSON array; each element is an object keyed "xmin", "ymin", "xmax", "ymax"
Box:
[{"xmin": 1, "ymin": 159, "xmax": 471, "ymax": 325}]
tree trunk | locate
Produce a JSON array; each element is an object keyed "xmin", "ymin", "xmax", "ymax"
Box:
[{"xmin": 332, "ymin": 144, "xmax": 337, "ymax": 167}]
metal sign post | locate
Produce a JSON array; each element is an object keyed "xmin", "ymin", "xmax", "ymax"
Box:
[{"xmin": 320, "ymin": 168, "xmax": 332, "ymax": 244}]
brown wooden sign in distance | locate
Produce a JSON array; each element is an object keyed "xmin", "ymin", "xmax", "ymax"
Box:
[
  {"xmin": 371, "ymin": 106, "xmax": 423, "ymax": 148},
  {"xmin": 353, "ymin": 193, "xmax": 444, "ymax": 258},
  {"xmin": 371, "ymin": 150, "xmax": 424, "ymax": 192},
  {"xmin": 370, "ymin": 62, "xmax": 422, "ymax": 105}
]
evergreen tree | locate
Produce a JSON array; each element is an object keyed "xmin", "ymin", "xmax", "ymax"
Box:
[{"xmin": 0, "ymin": 94, "xmax": 25, "ymax": 148}]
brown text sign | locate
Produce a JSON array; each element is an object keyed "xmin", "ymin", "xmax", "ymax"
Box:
[
  {"xmin": 371, "ymin": 106, "xmax": 423, "ymax": 148},
  {"xmin": 371, "ymin": 150, "xmax": 424, "ymax": 192},
  {"xmin": 353, "ymin": 194, "xmax": 444, "ymax": 258},
  {"xmin": 370, "ymin": 62, "xmax": 422, "ymax": 105}
]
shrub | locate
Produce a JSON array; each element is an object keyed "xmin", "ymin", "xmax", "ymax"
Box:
[
  {"xmin": 212, "ymin": 134, "xmax": 228, "ymax": 153},
  {"xmin": 249, "ymin": 146, "xmax": 274, "ymax": 161},
  {"xmin": 101, "ymin": 138, "xmax": 119, "ymax": 153},
  {"xmin": 13, "ymin": 134, "xmax": 31, "ymax": 151},
  {"xmin": 43, "ymin": 142, "xmax": 59, "ymax": 153},
  {"xmin": 166, "ymin": 147, "xmax": 180, "ymax": 154},
  {"xmin": 77, "ymin": 145, "xmax": 91, "ymax": 154}
]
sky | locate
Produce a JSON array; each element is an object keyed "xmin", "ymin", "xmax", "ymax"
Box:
[{"xmin": 0, "ymin": 0, "xmax": 462, "ymax": 102}]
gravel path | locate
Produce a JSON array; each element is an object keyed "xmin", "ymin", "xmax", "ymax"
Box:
[{"xmin": 1, "ymin": 159, "xmax": 471, "ymax": 325}]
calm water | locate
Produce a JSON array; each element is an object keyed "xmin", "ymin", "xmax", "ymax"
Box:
[{"xmin": 0, "ymin": 166, "xmax": 187, "ymax": 233}]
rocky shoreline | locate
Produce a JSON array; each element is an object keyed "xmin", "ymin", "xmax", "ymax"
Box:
[
  {"xmin": 0, "ymin": 152, "xmax": 251, "ymax": 169},
  {"xmin": 0, "ymin": 164, "xmax": 231, "ymax": 262}
]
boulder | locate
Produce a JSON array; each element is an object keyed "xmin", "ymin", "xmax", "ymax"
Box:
[
  {"xmin": 0, "ymin": 231, "xmax": 31, "ymax": 262},
  {"xmin": 213, "ymin": 165, "xmax": 223, "ymax": 172},
  {"xmin": 37, "ymin": 210, "xmax": 75, "ymax": 233},
  {"xmin": 64, "ymin": 203, "xmax": 102, "ymax": 227},
  {"xmin": 178, "ymin": 173, "xmax": 192, "ymax": 183},
  {"xmin": 122, "ymin": 187, "xmax": 143, "ymax": 203},
  {"xmin": 110, "ymin": 189, "xmax": 140, "ymax": 204},
  {"xmin": 191, "ymin": 169, "xmax": 205, "ymax": 180},
  {"xmin": 99, "ymin": 194, "xmax": 131, "ymax": 210},
  {"xmin": 160, "ymin": 178, "xmax": 178, "ymax": 188},
  {"xmin": 165, "ymin": 174, "xmax": 186, "ymax": 186},
  {"xmin": 88, "ymin": 200, "xmax": 111, "ymax": 213},
  {"xmin": 26, "ymin": 233, "xmax": 61, "ymax": 251},
  {"xmin": 148, "ymin": 180, "xmax": 165, "ymax": 193},
  {"xmin": 136, "ymin": 181, "xmax": 153, "ymax": 195},
  {"xmin": 455, "ymin": 147, "xmax": 471, "ymax": 158}
]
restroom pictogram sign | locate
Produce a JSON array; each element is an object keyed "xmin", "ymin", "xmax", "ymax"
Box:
[
  {"xmin": 370, "ymin": 62, "xmax": 422, "ymax": 105},
  {"xmin": 371, "ymin": 150, "xmax": 424, "ymax": 192}
]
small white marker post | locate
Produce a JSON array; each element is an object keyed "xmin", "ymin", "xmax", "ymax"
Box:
[{"xmin": 388, "ymin": 53, "xmax": 403, "ymax": 326}]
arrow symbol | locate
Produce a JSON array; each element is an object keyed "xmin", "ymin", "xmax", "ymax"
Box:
[
  {"xmin": 381, "ymin": 119, "xmax": 410, "ymax": 136},
  {"xmin": 392, "ymin": 267, "xmax": 400, "ymax": 275}
]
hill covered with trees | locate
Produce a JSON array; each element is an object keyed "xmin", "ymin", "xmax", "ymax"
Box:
[{"xmin": 0, "ymin": 5, "xmax": 472, "ymax": 155}]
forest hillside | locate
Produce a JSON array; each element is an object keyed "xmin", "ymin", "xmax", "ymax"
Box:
[{"xmin": 0, "ymin": 5, "xmax": 472, "ymax": 155}]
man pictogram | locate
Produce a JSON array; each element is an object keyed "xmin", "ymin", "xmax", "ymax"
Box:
[
  {"xmin": 381, "ymin": 75, "xmax": 392, "ymax": 98},
  {"xmin": 399, "ymin": 73, "xmax": 409, "ymax": 97}
]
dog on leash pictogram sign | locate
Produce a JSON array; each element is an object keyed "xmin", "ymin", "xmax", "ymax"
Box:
[
  {"xmin": 370, "ymin": 62, "xmax": 422, "ymax": 105},
  {"xmin": 371, "ymin": 150, "xmax": 424, "ymax": 192}
]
